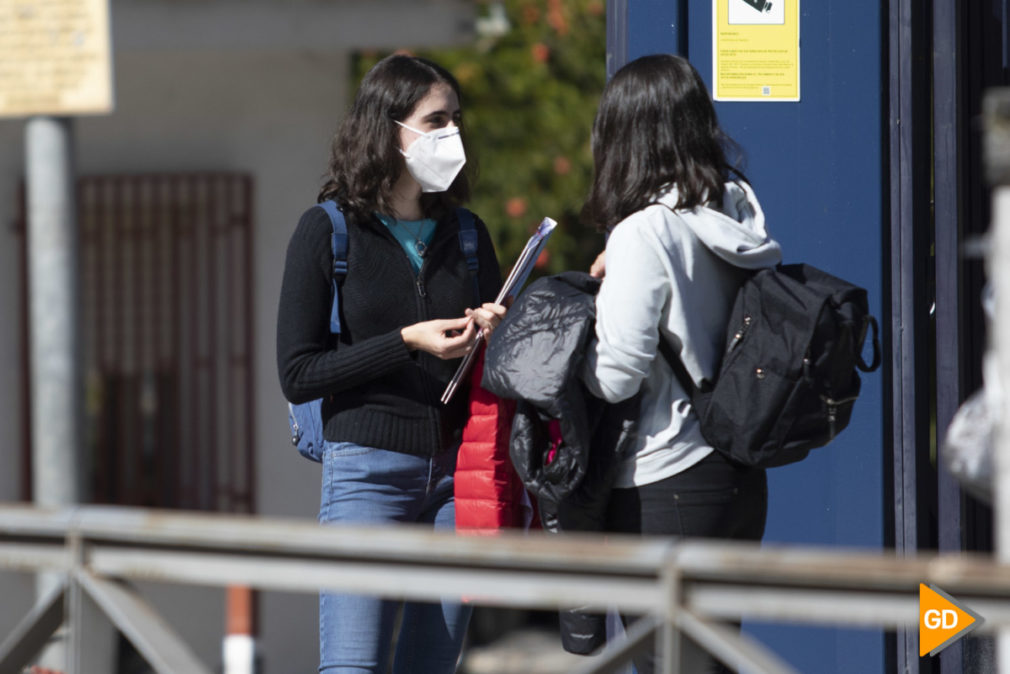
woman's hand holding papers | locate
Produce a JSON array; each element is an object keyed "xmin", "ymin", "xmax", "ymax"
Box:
[{"xmin": 465, "ymin": 302, "xmax": 509, "ymax": 337}]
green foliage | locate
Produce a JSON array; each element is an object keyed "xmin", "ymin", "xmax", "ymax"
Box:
[{"xmin": 356, "ymin": 0, "xmax": 608, "ymax": 275}]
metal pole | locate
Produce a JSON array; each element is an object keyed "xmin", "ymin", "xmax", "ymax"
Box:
[
  {"xmin": 25, "ymin": 115, "xmax": 83, "ymax": 511},
  {"xmin": 984, "ymin": 89, "xmax": 1010, "ymax": 674},
  {"xmin": 993, "ymin": 181, "xmax": 1010, "ymax": 674},
  {"xmin": 605, "ymin": 0, "xmax": 628, "ymax": 79},
  {"xmin": 25, "ymin": 115, "xmax": 83, "ymax": 669}
]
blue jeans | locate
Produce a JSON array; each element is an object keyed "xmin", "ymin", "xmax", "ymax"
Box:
[{"xmin": 317, "ymin": 442, "xmax": 471, "ymax": 674}]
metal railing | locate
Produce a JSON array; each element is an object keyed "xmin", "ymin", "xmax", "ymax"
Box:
[{"xmin": 3, "ymin": 505, "xmax": 1010, "ymax": 674}]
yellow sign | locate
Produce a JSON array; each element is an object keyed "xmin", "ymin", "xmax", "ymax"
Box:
[
  {"xmin": 712, "ymin": 0, "xmax": 800, "ymax": 101},
  {"xmin": 0, "ymin": 0, "xmax": 114, "ymax": 117},
  {"xmin": 919, "ymin": 584, "xmax": 984, "ymax": 657}
]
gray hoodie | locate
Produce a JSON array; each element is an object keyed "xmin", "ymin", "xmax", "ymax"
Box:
[{"xmin": 581, "ymin": 181, "xmax": 782, "ymax": 487}]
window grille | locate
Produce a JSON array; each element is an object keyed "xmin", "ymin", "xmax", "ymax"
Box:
[{"xmin": 18, "ymin": 173, "xmax": 256, "ymax": 512}]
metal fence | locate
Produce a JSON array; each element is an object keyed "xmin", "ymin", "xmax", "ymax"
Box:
[{"xmin": 3, "ymin": 505, "xmax": 1010, "ymax": 674}]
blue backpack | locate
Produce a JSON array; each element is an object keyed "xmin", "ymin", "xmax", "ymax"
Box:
[{"xmin": 286, "ymin": 201, "xmax": 480, "ymax": 461}]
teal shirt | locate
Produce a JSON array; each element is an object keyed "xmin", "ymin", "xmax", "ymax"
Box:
[{"xmin": 376, "ymin": 213, "xmax": 437, "ymax": 274}]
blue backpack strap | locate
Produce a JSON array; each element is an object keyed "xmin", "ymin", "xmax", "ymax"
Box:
[
  {"xmin": 456, "ymin": 207, "xmax": 480, "ymax": 306},
  {"xmin": 317, "ymin": 200, "xmax": 348, "ymax": 334}
]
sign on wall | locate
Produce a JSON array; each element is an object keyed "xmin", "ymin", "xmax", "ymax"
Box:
[
  {"xmin": 713, "ymin": 0, "xmax": 800, "ymax": 101},
  {"xmin": 0, "ymin": 0, "xmax": 113, "ymax": 117}
]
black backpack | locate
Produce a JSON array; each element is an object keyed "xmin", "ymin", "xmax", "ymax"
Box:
[{"xmin": 660, "ymin": 263, "xmax": 881, "ymax": 468}]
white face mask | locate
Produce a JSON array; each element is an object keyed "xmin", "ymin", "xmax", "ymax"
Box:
[{"xmin": 396, "ymin": 121, "xmax": 466, "ymax": 193}]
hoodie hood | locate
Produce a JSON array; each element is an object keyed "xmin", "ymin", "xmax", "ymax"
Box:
[{"xmin": 655, "ymin": 180, "xmax": 782, "ymax": 270}]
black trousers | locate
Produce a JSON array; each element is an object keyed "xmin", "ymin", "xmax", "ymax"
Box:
[{"xmin": 605, "ymin": 450, "xmax": 768, "ymax": 674}]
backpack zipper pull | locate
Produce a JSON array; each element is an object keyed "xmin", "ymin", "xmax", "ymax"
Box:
[
  {"xmin": 826, "ymin": 399, "xmax": 838, "ymax": 438},
  {"xmin": 729, "ymin": 315, "xmax": 752, "ymax": 351}
]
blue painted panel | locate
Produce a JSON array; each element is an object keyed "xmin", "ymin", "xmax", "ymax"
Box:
[
  {"xmin": 627, "ymin": 2, "xmax": 886, "ymax": 672},
  {"xmin": 626, "ymin": 0, "xmax": 685, "ymax": 56}
]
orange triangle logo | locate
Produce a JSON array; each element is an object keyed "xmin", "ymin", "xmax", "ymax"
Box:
[{"xmin": 919, "ymin": 584, "xmax": 984, "ymax": 657}]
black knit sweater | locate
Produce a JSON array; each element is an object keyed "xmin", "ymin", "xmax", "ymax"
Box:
[{"xmin": 277, "ymin": 205, "xmax": 502, "ymax": 456}]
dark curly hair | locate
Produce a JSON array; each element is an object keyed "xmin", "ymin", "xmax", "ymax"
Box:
[
  {"xmin": 582, "ymin": 54, "xmax": 744, "ymax": 232},
  {"xmin": 318, "ymin": 54, "xmax": 470, "ymax": 220}
]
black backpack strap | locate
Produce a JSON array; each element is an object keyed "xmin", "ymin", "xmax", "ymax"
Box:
[
  {"xmin": 657, "ymin": 334, "xmax": 698, "ymax": 399},
  {"xmin": 856, "ymin": 315, "xmax": 881, "ymax": 372},
  {"xmin": 317, "ymin": 200, "xmax": 348, "ymax": 335},
  {"xmin": 456, "ymin": 207, "xmax": 481, "ymax": 306}
]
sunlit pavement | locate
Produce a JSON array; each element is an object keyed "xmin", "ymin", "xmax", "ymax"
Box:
[{"xmin": 460, "ymin": 628, "xmax": 601, "ymax": 674}]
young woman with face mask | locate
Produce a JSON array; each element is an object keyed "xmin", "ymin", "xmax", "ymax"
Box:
[
  {"xmin": 276, "ymin": 54, "xmax": 505, "ymax": 673},
  {"xmin": 580, "ymin": 54, "xmax": 782, "ymax": 673}
]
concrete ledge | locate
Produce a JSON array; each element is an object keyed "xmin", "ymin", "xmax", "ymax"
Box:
[{"xmin": 112, "ymin": 0, "xmax": 476, "ymax": 52}]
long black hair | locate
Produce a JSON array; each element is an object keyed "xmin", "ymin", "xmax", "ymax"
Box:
[
  {"xmin": 582, "ymin": 54, "xmax": 742, "ymax": 232},
  {"xmin": 318, "ymin": 54, "xmax": 470, "ymax": 220}
]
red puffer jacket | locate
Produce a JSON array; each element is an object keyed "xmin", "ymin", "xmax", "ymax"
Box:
[{"xmin": 455, "ymin": 347, "xmax": 530, "ymax": 533}]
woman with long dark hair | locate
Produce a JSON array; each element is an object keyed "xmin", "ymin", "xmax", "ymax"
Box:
[
  {"xmin": 581, "ymin": 54, "xmax": 782, "ymax": 673},
  {"xmin": 277, "ymin": 54, "xmax": 505, "ymax": 673}
]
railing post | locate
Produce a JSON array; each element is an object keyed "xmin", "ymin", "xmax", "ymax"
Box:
[
  {"xmin": 66, "ymin": 530, "xmax": 84, "ymax": 674},
  {"xmin": 659, "ymin": 554, "xmax": 680, "ymax": 674},
  {"xmin": 984, "ymin": 87, "xmax": 1010, "ymax": 674}
]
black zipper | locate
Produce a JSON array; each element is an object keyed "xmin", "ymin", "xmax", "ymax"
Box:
[
  {"xmin": 381, "ymin": 212, "xmax": 471, "ymax": 449},
  {"xmin": 403, "ymin": 222, "xmax": 450, "ymax": 450},
  {"xmin": 371, "ymin": 214, "xmax": 444, "ymax": 449}
]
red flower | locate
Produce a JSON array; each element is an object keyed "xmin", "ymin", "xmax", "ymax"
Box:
[
  {"xmin": 547, "ymin": 8, "xmax": 568, "ymax": 35},
  {"xmin": 535, "ymin": 249, "xmax": 550, "ymax": 269},
  {"xmin": 505, "ymin": 197, "xmax": 528, "ymax": 218}
]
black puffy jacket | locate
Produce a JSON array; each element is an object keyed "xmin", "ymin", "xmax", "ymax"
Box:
[
  {"xmin": 482, "ymin": 271, "xmax": 639, "ymax": 533},
  {"xmin": 483, "ymin": 271, "xmax": 640, "ymax": 655}
]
